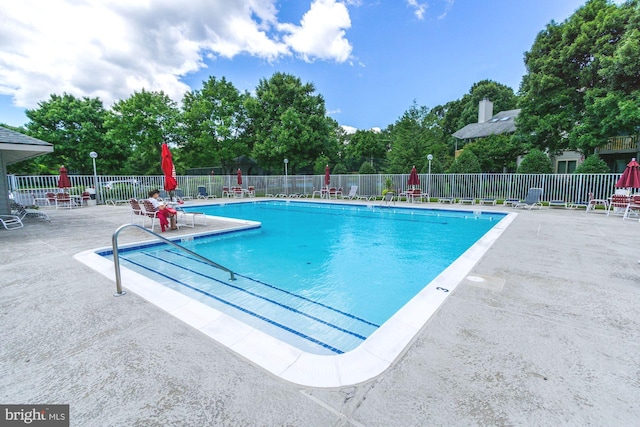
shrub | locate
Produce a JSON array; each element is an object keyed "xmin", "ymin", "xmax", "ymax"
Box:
[
  {"xmin": 517, "ymin": 149, "xmax": 552, "ymax": 174},
  {"xmin": 574, "ymin": 154, "xmax": 610, "ymax": 173},
  {"xmin": 358, "ymin": 162, "xmax": 376, "ymax": 174},
  {"xmin": 447, "ymin": 150, "xmax": 481, "ymax": 173}
]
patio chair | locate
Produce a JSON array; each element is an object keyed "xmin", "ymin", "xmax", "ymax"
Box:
[
  {"xmin": 247, "ymin": 186, "xmax": 255, "ymax": 197},
  {"xmin": 622, "ymin": 195, "xmax": 640, "ymax": 221},
  {"xmin": 141, "ymin": 200, "xmax": 163, "ymax": 232},
  {"xmin": 46, "ymin": 192, "xmax": 57, "ymax": 207},
  {"xmin": 222, "ymin": 186, "xmax": 231, "ymax": 198},
  {"xmin": 11, "ymin": 201, "xmax": 50, "ymax": 222},
  {"xmin": 129, "ymin": 199, "xmax": 144, "ymax": 224},
  {"xmin": 56, "ymin": 192, "xmax": 74, "ymax": 209},
  {"xmin": 607, "ymin": 194, "xmax": 631, "ymax": 216},
  {"xmin": 79, "ymin": 191, "xmax": 91, "ymax": 206},
  {"xmin": 514, "ymin": 188, "xmax": 544, "ymax": 210},
  {"xmin": 0, "ymin": 215, "xmax": 23, "ymax": 230}
]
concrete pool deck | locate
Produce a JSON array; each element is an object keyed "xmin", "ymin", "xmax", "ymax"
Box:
[{"xmin": 1, "ymin": 199, "xmax": 639, "ymax": 426}]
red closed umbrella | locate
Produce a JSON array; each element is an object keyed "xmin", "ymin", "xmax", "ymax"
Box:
[
  {"xmin": 324, "ymin": 165, "xmax": 330, "ymax": 187},
  {"xmin": 57, "ymin": 165, "xmax": 71, "ymax": 189},
  {"xmin": 615, "ymin": 158, "xmax": 640, "ymax": 189},
  {"xmin": 408, "ymin": 165, "xmax": 420, "ymax": 188},
  {"xmin": 237, "ymin": 168, "xmax": 242, "ymax": 185},
  {"xmin": 161, "ymin": 143, "xmax": 177, "ymax": 192}
]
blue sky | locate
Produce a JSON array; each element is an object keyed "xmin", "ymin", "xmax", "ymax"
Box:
[{"xmin": 0, "ymin": 0, "xmax": 614, "ymax": 132}]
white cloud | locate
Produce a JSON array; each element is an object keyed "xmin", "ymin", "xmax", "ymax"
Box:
[
  {"xmin": 0, "ymin": 0, "xmax": 353, "ymax": 110},
  {"xmin": 280, "ymin": 0, "xmax": 352, "ymax": 63},
  {"xmin": 406, "ymin": 0, "xmax": 428, "ymax": 20},
  {"xmin": 438, "ymin": 0, "xmax": 455, "ymax": 20}
]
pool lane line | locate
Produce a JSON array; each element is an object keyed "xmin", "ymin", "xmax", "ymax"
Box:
[
  {"xmin": 126, "ymin": 252, "xmax": 370, "ymax": 341},
  {"xmin": 119, "ymin": 255, "xmax": 346, "ymax": 354},
  {"xmin": 165, "ymin": 249, "xmax": 380, "ymax": 328}
]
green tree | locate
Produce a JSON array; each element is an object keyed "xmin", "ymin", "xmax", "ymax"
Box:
[
  {"xmin": 516, "ymin": 0, "xmax": 639, "ymax": 154},
  {"xmin": 517, "ymin": 149, "xmax": 553, "ymax": 174},
  {"xmin": 24, "ymin": 93, "xmax": 123, "ymax": 174},
  {"xmin": 463, "ymin": 134, "xmax": 525, "ymax": 173},
  {"xmin": 447, "ymin": 150, "xmax": 482, "ymax": 173},
  {"xmin": 105, "ymin": 89, "xmax": 182, "ymax": 175},
  {"xmin": 181, "ymin": 76, "xmax": 250, "ymax": 172},
  {"xmin": 386, "ymin": 102, "xmax": 445, "ymax": 173},
  {"xmin": 245, "ymin": 72, "xmax": 332, "ymax": 174},
  {"xmin": 574, "ymin": 154, "xmax": 610, "ymax": 173},
  {"xmin": 344, "ymin": 129, "xmax": 387, "ymax": 172}
]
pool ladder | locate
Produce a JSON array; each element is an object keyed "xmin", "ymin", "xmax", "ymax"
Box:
[{"xmin": 111, "ymin": 224, "xmax": 236, "ymax": 297}]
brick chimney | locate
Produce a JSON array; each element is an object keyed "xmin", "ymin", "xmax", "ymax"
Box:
[{"xmin": 478, "ymin": 98, "xmax": 493, "ymax": 123}]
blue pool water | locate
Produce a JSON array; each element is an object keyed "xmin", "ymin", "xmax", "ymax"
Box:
[{"xmin": 111, "ymin": 201, "xmax": 505, "ymax": 355}]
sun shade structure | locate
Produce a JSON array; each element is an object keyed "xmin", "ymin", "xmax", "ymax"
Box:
[
  {"xmin": 408, "ymin": 166, "xmax": 420, "ymax": 188},
  {"xmin": 325, "ymin": 165, "xmax": 330, "ymax": 186},
  {"xmin": 0, "ymin": 126, "xmax": 53, "ymax": 215},
  {"xmin": 57, "ymin": 165, "xmax": 71, "ymax": 189},
  {"xmin": 615, "ymin": 158, "xmax": 640, "ymax": 190},
  {"xmin": 237, "ymin": 168, "xmax": 242, "ymax": 185},
  {"xmin": 161, "ymin": 143, "xmax": 177, "ymax": 192}
]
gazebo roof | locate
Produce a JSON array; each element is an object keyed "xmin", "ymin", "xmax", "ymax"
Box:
[
  {"xmin": 452, "ymin": 109, "xmax": 521, "ymax": 140},
  {"xmin": 0, "ymin": 126, "xmax": 53, "ymax": 164}
]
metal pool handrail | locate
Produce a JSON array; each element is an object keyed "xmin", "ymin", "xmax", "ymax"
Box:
[{"xmin": 111, "ymin": 223, "xmax": 236, "ymax": 297}]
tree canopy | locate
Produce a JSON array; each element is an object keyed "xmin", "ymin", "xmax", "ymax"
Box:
[{"xmin": 516, "ymin": 0, "xmax": 640, "ymax": 155}]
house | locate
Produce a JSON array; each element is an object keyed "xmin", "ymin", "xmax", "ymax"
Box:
[{"xmin": 452, "ymin": 99, "xmax": 583, "ymax": 173}]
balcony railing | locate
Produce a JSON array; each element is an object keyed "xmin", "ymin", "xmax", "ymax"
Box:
[{"xmin": 596, "ymin": 135, "xmax": 639, "ymax": 154}]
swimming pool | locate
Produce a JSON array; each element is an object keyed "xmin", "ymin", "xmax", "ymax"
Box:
[{"xmin": 75, "ymin": 200, "xmax": 516, "ymax": 386}]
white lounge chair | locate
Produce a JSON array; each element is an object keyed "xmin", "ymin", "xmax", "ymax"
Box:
[
  {"xmin": 341, "ymin": 185, "xmax": 359, "ymax": 199},
  {"xmin": 514, "ymin": 188, "xmax": 544, "ymax": 210},
  {"xmin": 0, "ymin": 215, "xmax": 23, "ymax": 230},
  {"xmin": 11, "ymin": 202, "xmax": 50, "ymax": 222}
]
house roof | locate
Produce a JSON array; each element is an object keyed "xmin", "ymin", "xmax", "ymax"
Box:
[
  {"xmin": 452, "ymin": 109, "xmax": 521, "ymax": 140},
  {"xmin": 0, "ymin": 126, "xmax": 54, "ymax": 164}
]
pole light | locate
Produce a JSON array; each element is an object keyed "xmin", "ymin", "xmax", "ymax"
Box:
[
  {"xmin": 284, "ymin": 158, "xmax": 289, "ymax": 196},
  {"xmin": 90, "ymin": 151, "xmax": 100, "ymax": 205},
  {"xmin": 427, "ymin": 154, "xmax": 433, "ymax": 201}
]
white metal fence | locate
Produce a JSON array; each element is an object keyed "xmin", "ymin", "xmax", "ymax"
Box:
[{"xmin": 7, "ymin": 173, "xmax": 623, "ymax": 206}]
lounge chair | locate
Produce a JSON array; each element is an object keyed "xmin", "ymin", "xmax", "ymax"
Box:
[
  {"xmin": 341, "ymin": 185, "xmax": 359, "ymax": 200},
  {"xmin": 11, "ymin": 201, "xmax": 50, "ymax": 222},
  {"xmin": 175, "ymin": 188, "xmax": 192, "ymax": 201},
  {"xmin": 459, "ymin": 198, "xmax": 475, "ymax": 205},
  {"xmin": 312, "ymin": 187, "xmax": 329, "ymax": 198},
  {"xmin": 479, "ymin": 198, "xmax": 496, "ymax": 205},
  {"xmin": 438, "ymin": 197, "xmax": 455, "ymax": 204},
  {"xmin": 502, "ymin": 198, "xmax": 520, "ymax": 207},
  {"xmin": 548, "ymin": 200, "xmax": 567, "ymax": 208},
  {"xmin": 380, "ymin": 191, "xmax": 395, "ymax": 206},
  {"xmin": 0, "ymin": 215, "xmax": 23, "ymax": 230},
  {"xmin": 197, "ymin": 186, "xmax": 216, "ymax": 199},
  {"xmin": 514, "ymin": 188, "xmax": 544, "ymax": 210}
]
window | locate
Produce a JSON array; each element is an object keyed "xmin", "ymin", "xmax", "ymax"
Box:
[{"xmin": 557, "ymin": 160, "xmax": 577, "ymax": 174}]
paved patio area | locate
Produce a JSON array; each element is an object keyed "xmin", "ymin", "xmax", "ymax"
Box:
[{"xmin": 1, "ymin": 199, "xmax": 639, "ymax": 426}]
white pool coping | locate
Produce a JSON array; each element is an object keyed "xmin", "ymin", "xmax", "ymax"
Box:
[{"xmin": 75, "ymin": 204, "xmax": 517, "ymax": 388}]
